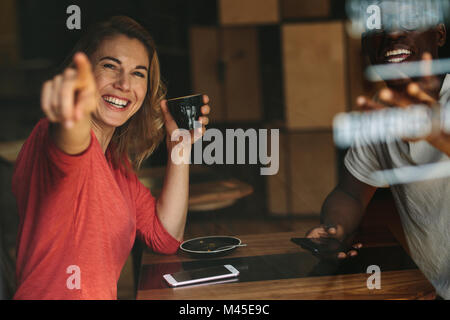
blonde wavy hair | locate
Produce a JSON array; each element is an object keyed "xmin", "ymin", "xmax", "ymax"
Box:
[{"xmin": 61, "ymin": 16, "xmax": 166, "ymax": 173}]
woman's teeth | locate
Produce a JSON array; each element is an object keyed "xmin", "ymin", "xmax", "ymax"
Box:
[{"xmin": 103, "ymin": 96, "xmax": 129, "ymax": 108}]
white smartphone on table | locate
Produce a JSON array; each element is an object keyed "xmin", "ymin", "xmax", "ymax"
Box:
[{"xmin": 163, "ymin": 264, "xmax": 240, "ymax": 287}]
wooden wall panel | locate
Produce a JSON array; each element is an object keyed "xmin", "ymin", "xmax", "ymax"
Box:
[
  {"xmin": 266, "ymin": 131, "xmax": 337, "ymax": 216},
  {"xmin": 289, "ymin": 131, "xmax": 336, "ymax": 215},
  {"xmin": 281, "ymin": 0, "xmax": 330, "ymax": 19},
  {"xmin": 266, "ymin": 131, "xmax": 289, "ymax": 215},
  {"xmin": 190, "ymin": 26, "xmax": 262, "ymax": 123},
  {"xmin": 219, "ymin": 0, "xmax": 280, "ymax": 25},
  {"xmin": 347, "ymin": 33, "xmax": 365, "ymax": 110},
  {"xmin": 0, "ymin": 0, "xmax": 20, "ymax": 65},
  {"xmin": 189, "ymin": 27, "xmax": 226, "ymax": 122},
  {"xmin": 222, "ymin": 28, "xmax": 262, "ymax": 122},
  {"xmin": 282, "ymin": 22, "xmax": 347, "ymax": 129},
  {"xmin": 346, "ymin": 32, "xmax": 385, "ymax": 110}
]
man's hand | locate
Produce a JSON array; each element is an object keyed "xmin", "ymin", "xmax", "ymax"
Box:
[
  {"xmin": 41, "ymin": 52, "xmax": 98, "ymax": 129},
  {"xmin": 305, "ymin": 224, "xmax": 362, "ymax": 259},
  {"xmin": 356, "ymin": 52, "xmax": 450, "ymax": 156}
]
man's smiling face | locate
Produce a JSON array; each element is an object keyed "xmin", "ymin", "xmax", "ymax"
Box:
[
  {"xmin": 365, "ymin": 27, "xmax": 445, "ymax": 66},
  {"xmin": 361, "ymin": 1, "xmax": 447, "ymax": 88}
]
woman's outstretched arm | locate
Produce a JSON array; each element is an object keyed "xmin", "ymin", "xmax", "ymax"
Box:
[{"xmin": 42, "ymin": 52, "xmax": 97, "ymax": 155}]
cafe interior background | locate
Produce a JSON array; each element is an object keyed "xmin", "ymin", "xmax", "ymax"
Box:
[{"xmin": 1, "ymin": 0, "xmax": 449, "ymax": 300}]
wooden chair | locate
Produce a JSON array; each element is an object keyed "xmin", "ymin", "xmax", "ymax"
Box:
[{"xmin": 0, "ymin": 227, "xmax": 16, "ymax": 299}]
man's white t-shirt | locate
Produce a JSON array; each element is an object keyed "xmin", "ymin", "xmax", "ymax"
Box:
[{"xmin": 345, "ymin": 75, "xmax": 450, "ymax": 299}]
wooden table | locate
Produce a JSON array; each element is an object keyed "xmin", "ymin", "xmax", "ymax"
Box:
[
  {"xmin": 137, "ymin": 226, "xmax": 436, "ymax": 300},
  {"xmin": 138, "ymin": 165, "xmax": 253, "ymax": 211}
]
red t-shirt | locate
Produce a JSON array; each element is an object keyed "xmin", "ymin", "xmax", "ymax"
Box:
[{"xmin": 12, "ymin": 119, "xmax": 181, "ymax": 300}]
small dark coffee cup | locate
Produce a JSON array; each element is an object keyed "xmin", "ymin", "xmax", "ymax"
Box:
[{"xmin": 167, "ymin": 94, "xmax": 203, "ymax": 130}]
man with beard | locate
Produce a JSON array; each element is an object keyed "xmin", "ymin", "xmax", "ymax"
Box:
[{"xmin": 306, "ymin": 0, "xmax": 450, "ymax": 299}]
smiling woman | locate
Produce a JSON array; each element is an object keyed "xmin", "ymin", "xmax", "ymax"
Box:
[
  {"xmin": 11, "ymin": 16, "xmax": 210, "ymax": 300},
  {"xmin": 59, "ymin": 16, "xmax": 168, "ymax": 170}
]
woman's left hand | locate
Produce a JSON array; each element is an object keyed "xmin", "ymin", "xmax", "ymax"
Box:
[{"xmin": 160, "ymin": 94, "xmax": 210, "ymax": 150}]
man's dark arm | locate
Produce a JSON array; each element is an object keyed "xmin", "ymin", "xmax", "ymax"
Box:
[{"xmin": 320, "ymin": 166, "xmax": 378, "ymax": 240}]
